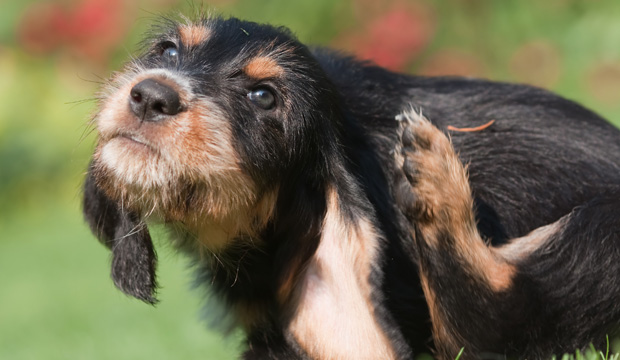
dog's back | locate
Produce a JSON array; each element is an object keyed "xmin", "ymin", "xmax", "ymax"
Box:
[{"xmin": 316, "ymin": 48, "xmax": 620, "ymax": 238}]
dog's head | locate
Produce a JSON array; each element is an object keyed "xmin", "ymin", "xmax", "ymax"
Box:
[{"xmin": 83, "ymin": 16, "xmax": 344, "ymax": 303}]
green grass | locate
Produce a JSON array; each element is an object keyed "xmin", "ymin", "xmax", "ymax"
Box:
[
  {"xmin": 553, "ymin": 338, "xmax": 620, "ymax": 360},
  {"xmin": 0, "ymin": 198, "xmax": 243, "ymax": 360}
]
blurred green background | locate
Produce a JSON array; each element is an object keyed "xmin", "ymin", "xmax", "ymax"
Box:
[{"xmin": 3, "ymin": 0, "xmax": 620, "ymax": 359}]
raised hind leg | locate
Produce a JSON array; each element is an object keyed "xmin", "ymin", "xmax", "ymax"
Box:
[{"xmin": 394, "ymin": 109, "xmax": 620, "ymax": 359}]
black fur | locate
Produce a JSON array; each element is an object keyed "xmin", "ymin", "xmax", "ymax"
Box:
[
  {"xmin": 83, "ymin": 16, "xmax": 620, "ymax": 359},
  {"xmin": 83, "ymin": 165, "xmax": 158, "ymax": 304}
]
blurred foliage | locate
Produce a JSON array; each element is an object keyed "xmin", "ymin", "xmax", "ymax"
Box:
[
  {"xmin": 2, "ymin": 0, "xmax": 620, "ymax": 359},
  {"xmin": 5, "ymin": 0, "xmax": 620, "ymax": 216}
]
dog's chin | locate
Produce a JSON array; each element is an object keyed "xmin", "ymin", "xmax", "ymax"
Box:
[
  {"xmin": 91, "ymin": 154, "xmax": 272, "ymax": 253},
  {"xmin": 98, "ymin": 137, "xmax": 168, "ymax": 187},
  {"xmin": 93, "ymin": 139, "xmax": 262, "ymax": 227},
  {"xmin": 92, "ymin": 139, "xmax": 178, "ymax": 217}
]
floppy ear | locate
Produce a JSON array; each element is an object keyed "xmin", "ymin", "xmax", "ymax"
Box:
[{"xmin": 83, "ymin": 164, "xmax": 158, "ymax": 304}]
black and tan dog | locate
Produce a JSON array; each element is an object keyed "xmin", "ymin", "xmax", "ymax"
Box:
[{"xmin": 83, "ymin": 15, "xmax": 620, "ymax": 359}]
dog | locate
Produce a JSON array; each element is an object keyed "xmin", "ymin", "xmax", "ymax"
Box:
[{"xmin": 83, "ymin": 15, "xmax": 620, "ymax": 359}]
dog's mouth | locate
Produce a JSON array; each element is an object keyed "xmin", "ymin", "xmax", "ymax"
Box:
[{"xmin": 112, "ymin": 133, "xmax": 158, "ymax": 153}]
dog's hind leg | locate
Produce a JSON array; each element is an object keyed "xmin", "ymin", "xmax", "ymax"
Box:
[{"xmin": 393, "ymin": 109, "xmax": 620, "ymax": 359}]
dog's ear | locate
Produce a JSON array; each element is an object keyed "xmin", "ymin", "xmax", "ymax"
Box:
[{"xmin": 83, "ymin": 164, "xmax": 158, "ymax": 304}]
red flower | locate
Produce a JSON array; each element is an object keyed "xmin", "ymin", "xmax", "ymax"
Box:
[
  {"xmin": 18, "ymin": 0, "xmax": 133, "ymax": 63},
  {"xmin": 334, "ymin": 2, "xmax": 435, "ymax": 71}
]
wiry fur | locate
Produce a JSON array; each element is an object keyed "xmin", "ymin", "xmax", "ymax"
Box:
[
  {"xmin": 394, "ymin": 110, "xmax": 620, "ymax": 359},
  {"xmin": 83, "ymin": 15, "xmax": 620, "ymax": 359}
]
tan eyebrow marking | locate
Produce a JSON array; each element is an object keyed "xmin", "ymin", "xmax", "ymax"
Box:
[
  {"xmin": 178, "ymin": 24, "xmax": 211, "ymax": 47},
  {"xmin": 243, "ymin": 56, "xmax": 284, "ymax": 79}
]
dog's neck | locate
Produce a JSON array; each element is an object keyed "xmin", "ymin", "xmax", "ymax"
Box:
[
  {"xmin": 179, "ymin": 175, "xmax": 396, "ymax": 357},
  {"xmin": 175, "ymin": 189, "xmax": 278, "ymax": 253},
  {"xmin": 170, "ymin": 121, "xmax": 398, "ymax": 356}
]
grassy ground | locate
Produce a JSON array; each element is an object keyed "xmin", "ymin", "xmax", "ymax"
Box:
[{"xmin": 0, "ymin": 198, "xmax": 243, "ymax": 360}]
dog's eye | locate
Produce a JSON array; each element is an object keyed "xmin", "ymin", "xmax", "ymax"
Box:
[
  {"xmin": 159, "ymin": 41, "xmax": 179, "ymax": 60},
  {"xmin": 163, "ymin": 47, "xmax": 178, "ymax": 58},
  {"xmin": 248, "ymin": 87, "xmax": 276, "ymax": 110}
]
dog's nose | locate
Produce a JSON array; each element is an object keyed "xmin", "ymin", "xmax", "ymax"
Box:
[{"xmin": 129, "ymin": 79, "xmax": 183, "ymax": 122}]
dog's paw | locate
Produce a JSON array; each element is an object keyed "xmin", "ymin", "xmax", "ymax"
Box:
[{"xmin": 394, "ymin": 109, "xmax": 472, "ymax": 228}]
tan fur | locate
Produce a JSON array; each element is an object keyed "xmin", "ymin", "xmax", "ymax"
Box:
[
  {"xmin": 419, "ymin": 275, "xmax": 463, "ymax": 359},
  {"xmin": 276, "ymin": 256, "xmax": 305, "ymax": 306},
  {"xmin": 94, "ymin": 68, "xmax": 266, "ymax": 251},
  {"xmin": 288, "ymin": 187, "xmax": 396, "ymax": 360},
  {"xmin": 244, "ymin": 56, "xmax": 284, "ymax": 80},
  {"xmin": 187, "ymin": 189, "xmax": 278, "ymax": 254},
  {"xmin": 397, "ymin": 110, "xmax": 515, "ymax": 292},
  {"xmin": 496, "ymin": 219, "xmax": 562, "ymax": 262},
  {"xmin": 396, "ymin": 109, "xmax": 526, "ymax": 359},
  {"xmin": 179, "ymin": 24, "xmax": 211, "ymax": 47}
]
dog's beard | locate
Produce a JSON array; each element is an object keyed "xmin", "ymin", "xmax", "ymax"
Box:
[{"xmin": 91, "ymin": 145, "xmax": 260, "ymax": 226}]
